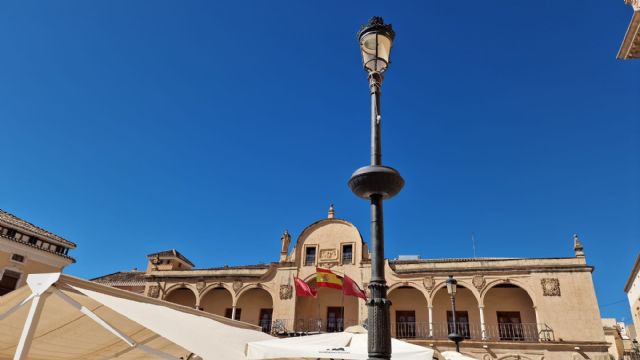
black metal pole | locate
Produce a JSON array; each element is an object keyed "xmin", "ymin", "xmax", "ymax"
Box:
[
  {"xmin": 450, "ymin": 295, "xmax": 460, "ymax": 352},
  {"xmin": 349, "ymin": 16, "xmax": 404, "ymax": 360}
]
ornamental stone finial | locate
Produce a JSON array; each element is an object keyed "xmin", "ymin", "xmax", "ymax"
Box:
[
  {"xmin": 328, "ymin": 204, "xmax": 335, "ymax": 219},
  {"xmin": 625, "ymin": 0, "xmax": 640, "ymax": 11},
  {"xmin": 280, "ymin": 230, "xmax": 291, "ymax": 262},
  {"xmin": 573, "ymin": 233, "xmax": 585, "ymax": 257}
]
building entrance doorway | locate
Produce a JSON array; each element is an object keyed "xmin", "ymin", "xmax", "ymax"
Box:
[
  {"xmin": 259, "ymin": 308, "xmax": 273, "ymax": 333},
  {"xmin": 326, "ymin": 306, "xmax": 344, "ymax": 332}
]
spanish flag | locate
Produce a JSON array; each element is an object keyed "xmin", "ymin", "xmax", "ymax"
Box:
[{"xmin": 316, "ymin": 267, "xmax": 343, "ymax": 290}]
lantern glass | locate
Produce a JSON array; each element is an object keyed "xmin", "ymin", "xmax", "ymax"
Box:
[
  {"xmin": 360, "ymin": 32, "xmax": 393, "ymax": 73},
  {"xmin": 446, "ymin": 276, "xmax": 457, "ymax": 296}
]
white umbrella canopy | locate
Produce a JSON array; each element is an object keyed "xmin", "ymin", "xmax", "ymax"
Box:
[
  {"xmin": 245, "ymin": 326, "xmax": 434, "ymax": 360},
  {"xmin": 440, "ymin": 351, "xmax": 479, "ymax": 360},
  {"xmin": 0, "ymin": 273, "xmax": 272, "ymax": 360}
]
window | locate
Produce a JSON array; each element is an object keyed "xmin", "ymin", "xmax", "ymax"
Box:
[
  {"xmin": 28, "ymin": 237, "xmax": 38, "ymax": 245},
  {"xmin": 11, "ymin": 254, "xmax": 25, "ymax": 263},
  {"xmin": 5, "ymin": 229, "xmax": 16, "ymax": 239},
  {"xmin": 55, "ymin": 246, "xmax": 65, "ymax": 254},
  {"xmin": 304, "ymin": 247, "xmax": 316, "ymax": 266},
  {"xmin": 225, "ymin": 308, "xmax": 241, "ymax": 320},
  {"xmin": 0, "ymin": 270, "xmax": 21, "ymax": 296},
  {"xmin": 396, "ymin": 311, "xmax": 416, "ymax": 338},
  {"xmin": 496, "ymin": 311, "xmax": 524, "ymax": 340},
  {"xmin": 342, "ymin": 244, "xmax": 353, "ymax": 264},
  {"xmin": 259, "ymin": 308, "xmax": 273, "ymax": 333},
  {"xmin": 447, "ymin": 311, "xmax": 470, "ymax": 339}
]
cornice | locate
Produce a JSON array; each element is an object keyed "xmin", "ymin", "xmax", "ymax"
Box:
[{"xmin": 624, "ymin": 254, "xmax": 640, "ymax": 292}]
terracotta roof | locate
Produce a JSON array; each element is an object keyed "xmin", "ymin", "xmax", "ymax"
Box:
[
  {"xmin": 147, "ymin": 249, "xmax": 195, "ymax": 267},
  {"xmin": 91, "ymin": 271, "xmax": 146, "ymax": 285},
  {"xmin": 0, "ymin": 209, "xmax": 76, "ymax": 248}
]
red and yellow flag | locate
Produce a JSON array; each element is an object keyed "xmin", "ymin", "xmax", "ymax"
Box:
[{"xmin": 316, "ymin": 267, "xmax": 343, "ymax": 290}]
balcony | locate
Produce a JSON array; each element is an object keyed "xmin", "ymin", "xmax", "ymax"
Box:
[
  {"xmin": 261, "ymin": 319, "xmax": 553, "ymax": 343},
  {"xmin": 391, "ymin": 322, "xmax": 554, "ymax": 342}
]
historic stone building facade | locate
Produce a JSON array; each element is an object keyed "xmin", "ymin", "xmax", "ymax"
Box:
[
  {"xmin": 0, "ymin": 209, "xmax": 76, "ymax": 295},
  {"xmin": 618, "ymin": 0, "xmax": 640, "ymax": 59},
  {"xmin": 94, "ymin": 207, "xmax": 611, "ymax": 359},
  {"xmin": 625, "ymin": 254, "xmax": 640, "ymax": 342}
]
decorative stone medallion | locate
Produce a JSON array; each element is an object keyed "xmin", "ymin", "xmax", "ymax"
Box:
[
  {"xmin": 148, "ymin": 285, "xmax": 160, "ymax": 298},
  {"xmin": 319, "ymin": 248, "xmax": 338, "ymax": 261},
  {"xmin": 423, "ymin": 276, "xmax": 435, "ymax": 291},
  {"xmin": 196, "ymin": 279, "xmax": 206, "ymax": 292},
  {"xmin": 541, "ymin": 278, "xmax": 561, "ymax": 296},
  {"xmin": 233, "ymin": 280, "xmax": 243, "ymax": 293},
  {"xmin": 472, "ymin": 275, "xmax": 486, "ymax": 291},
  {"xmin": 279, "ymin": 284, "xmax": 293, "ymax": 300}
]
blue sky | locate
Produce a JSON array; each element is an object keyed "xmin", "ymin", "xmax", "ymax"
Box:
[{"xmin": 0, "ymin": 1, "xmax": 638, "ymax": 321}]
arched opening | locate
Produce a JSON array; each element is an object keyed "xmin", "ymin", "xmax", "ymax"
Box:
[
  {"xmin": 199, "ymin": 287, "xmax": 233, "ymax": 318},
  {"xmin": 294, "ymin": 279, "xmax": 359, "ymax": 333},
  {"xmin": 432, "ymin": 285, "xmax": 480, "ymax": 340},
  {"xmin": 236, "ymin": 288, "xmax": 273, "ymax": 333},
  {"xmin": 164, "ymin": 287, "xmax": 196, "ymax": 308},
  {"xmin": 483, "ymin": 283, "xmax": 537, "ymax": 341},
  {"xmin": 388, "ymin": 286, "xmax": 429, "ymax": 339}
]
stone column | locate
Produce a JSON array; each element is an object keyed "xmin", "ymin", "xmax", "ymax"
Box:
[
  {"xmin": 231, "ymin": 305, "xmax": 237, "ymax": 320},
  {"xmin": 428, "ymin": 305, "xmax": 434, "ymax": 337},
  {"xmin": 479, "ymin": 305, "xmax": 487, "ymax": 340}
]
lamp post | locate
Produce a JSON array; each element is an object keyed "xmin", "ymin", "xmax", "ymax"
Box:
[
  {"xmin": 446, "ymin": 275, "xmax": 463, "ymax": 352},
  {"xmin": 348, "ymin": 16, "xmax": 404, "ymax": 360}
]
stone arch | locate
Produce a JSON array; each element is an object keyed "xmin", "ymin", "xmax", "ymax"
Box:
[
  {"xmin": 294, "ymin": 278, "xmax": 359, "ymax": 332},
  {"xmin": 481, "ymin": 279, "xmax": 537, "ymax": 308},
  {"xmin": 199, "ymin": 286, "xmax": 233, "ymax": 317},
  {"xmin": 236, "ymin": 287, "xmax": 274, "ymax": 331},
  {"xmin": 236, "ymin": 283, "xmax": 273, "ymax": 300},
  {"xmin": 200, "ymin": 283, "xmax": 233, "ymax": 298},
  {"xmin": 497, "ymin": 355, "xmax": 533, "ymax": 360},
  {"xmin": 388, "ymin": 285, "xmax": 429, "ymax": 338},
  {"xmin": 429, "ymin": 279, "xmax": 481, "ymax": 305},
  {"xmin": 482, "ymin": 281, "xmax": 538, "ymax": 341},
  {"xmin": 164, "ymin": 285, "xmax": 197, "ymax": 308},
  {"xmin": 431, "ymin": 282, "xmax": 481, "ymax": 339}
]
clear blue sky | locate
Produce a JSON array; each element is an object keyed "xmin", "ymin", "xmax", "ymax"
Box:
[{"xmin": 0, "ymin": 1, "xmax": 638, "ymax": 321}]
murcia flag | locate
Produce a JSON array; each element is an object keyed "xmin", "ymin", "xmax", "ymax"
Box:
[
  {"xmin": 316, "ymin": 267, "xmax": 343, "ymax": 290},
  {"xmin": 343, "ymin": 274, "xmax": 367, "ymax": 300},
  {"xmin": 294, "ymin": 277, "xmax": 317, "ymax": 297}
]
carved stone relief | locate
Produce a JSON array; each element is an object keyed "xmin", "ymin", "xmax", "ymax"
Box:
[
  {"xmin": 472, "ymin": 275, "xmax": 486, "ymax": 291},
  {"xmin": 423, "ymin": 276, "xmax": 435, "ymax": 292},
  {"xmin": 233, "ymin": 280, "xmax": 243, "ymax": 293},
  {"xmin": 541, "ymin": 278, "xmax": 561, "ymax": 296},
  {"xmin": 319, "ymin": 248, "xmax": 338, "ymax": 261},
  {"xmin": 279, "ymin": 285, "xmax": 293, "ymax": 300},
  {"xmin": 196, "ymin": 279, "xmax": 206, "ymax": 293},
  {"xmin": 148, "ymin": 285, "xmax": 160, "ymax": 298}
]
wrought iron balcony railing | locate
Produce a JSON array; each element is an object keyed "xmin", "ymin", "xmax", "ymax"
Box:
[
  {"xmin": 391, "ymin": 322, "xmax": 554, "ymax": 342},
  {"xmin": 252, "ymin": 319, "xmax": 553, "ymax": 342}
]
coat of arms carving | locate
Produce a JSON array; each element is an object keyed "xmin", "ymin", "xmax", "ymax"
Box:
[
  {"xmin": 233, "ymin": 280, "xmax": 243, "ymax": 293},
  {"xmin": 319, "ymin": 248, "xmax": 338, "ymax": 261},
  {"xmin": 148, "ymin": 285, "xmax": 160, "ymax": 298},
  {"xmin": 279, "ymin": 285, "xmax": 293, "ymax": 300},
  {"xmin": 472, "ymin": 275, "xmax": 486, "ymax": 291},
  {"xmin": 196, "ymin": 280, "xmax": 206, "ymax": 292},
  {"xmin": 541, "ymin": 278, "xmax": 561, "ymax": 296},
  {"xmin": 423, "ymin": 276, "xmax": 435, "ymax": 291}
]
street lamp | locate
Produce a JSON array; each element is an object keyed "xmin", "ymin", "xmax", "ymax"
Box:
[
  {"xmin": 348, "ymin": 16, "xmax": 404, "ymax": 360},
  {"xmin": 446, "ymin": 275, "xmax": 463, "ymax": 352}
]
